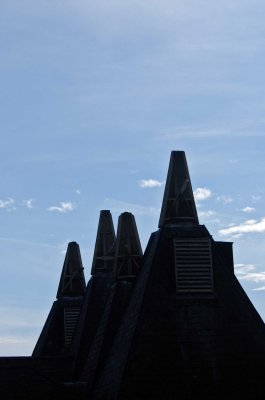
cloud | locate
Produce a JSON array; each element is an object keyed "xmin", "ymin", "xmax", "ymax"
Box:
[
  {"xmin": 103, "ymin": 198, "xmax": 160, "ymax": 217},
  {"xmin": 156, "ymin": 119, "xmax": 265, "ymax": 141},
  {"xmin": 75, "ymin": 189, "xmax": 81, "ymax": 195},
  {"xmin": 235, "ymin": 263, "xmax": 256, "ymax": 274},
  {"xmin": 23, "ymin": 199, "xmax": 34, "ymax": 209},
  {"xmin": 242, "ymin": 206, "xmax": 255, "ymax": 213},
  {"xmin": 253, "ymin": 286, "xmax": 265, "ymax": 291},
  {"xmin": 0, "ymin": 198, "xmax": 15, "ymax": 209},
  {"xmin": 0, "ymin": 236, "xmax": 57, "ymax": 248},
  {"xmin": 239, "ymin": 271, "xmax": 265, "ymax": 283},
  {"xmin": 234, "ymin": 263, "xmax": 265, "ymax": 291},
  {"xmin": 217, "ymin": 195, "xmax": 233, "ymax": 204},
  {"xmin": 139, "ymin": 179, "xmax": 165, "ymax": 188},
  {"xmin": 198, "ymin": 210, "xmax": 216, "ymax": 218},
  {"xmin": 219, "ymin": 217, "xmax": 265, "ymax": 236},
  {"xmin": 158, "ymin": 126, "xmax": 232, "ymax": 140},
  {"xmin": 193, "ymin": 187, "xmax": 212, "ymax": 201},
  {"xmin": 0, "ymin": 337, "xmax": 30, "ymax": 345},
  {"xmin": 47, "ymin": 202, "xmax": 75, "ymax": 213}
]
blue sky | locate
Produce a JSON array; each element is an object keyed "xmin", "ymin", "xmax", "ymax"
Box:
[{"xmin": 1, "ymin": 0, "xmax": 265, "ymax": 355}]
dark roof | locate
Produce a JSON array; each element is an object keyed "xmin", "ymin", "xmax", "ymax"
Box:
[
  {"xmin": 0, "ymin": 356, "xmax": 73, "ymax": 400},
  {"xmin": 69, "ymin": 210, "xmax": 117, "ymax": 372},
  {"xmin": 114, "ymin": 212, "xmax": 143, "ymax": 279},
  {"xmin": 159, "ymin": 150, "xmax": 199, "ymax": 227},
  {"xmin": 91, "ymin": 210, "xmax": 116, "ymax": 275},
  {"xmin": 92, "ymin": 225, "xmax": 265, "ymax": 399},
  {"xmin": 1, "ymin": 151, "xmax": 265, "ymax": 400},
  {"xmin": 32, "ymin": 242, "xmax": 86, "ymax": 357},
  {"xmin": 57, "ymin": 241, "xmax": 86, "ymax": 298},
  {"xmin": 71, "ymin": 211, "xmax": 143, "ymax": 378}
]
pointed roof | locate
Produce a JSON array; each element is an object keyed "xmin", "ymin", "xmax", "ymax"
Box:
[
  {"xmin": 56, "ymin": 241, "xmax": 86, "ymax": 299},
  {"xmin": 114, "ymin": 212, "xmax": 143, "ymax": 279},
  {"xmin": 158, "ymin": 151, "xmax": 199, "ymax": 227},
  {"xmin": 91, "ymin": 210, "xmax": 116, "ymax": 275},
  {"xmin": 92, "ymin": 225, "xmax": 265, "ymax": 399}
]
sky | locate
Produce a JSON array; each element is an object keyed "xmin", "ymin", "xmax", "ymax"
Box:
[{"xmin": 1, "ymin": 0, "xmax": 265, "ymax": 355}]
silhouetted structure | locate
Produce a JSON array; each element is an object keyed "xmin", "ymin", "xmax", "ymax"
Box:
[{"xmin": 1, "ymin": 151, "xmax": 265, "ymax": 400}]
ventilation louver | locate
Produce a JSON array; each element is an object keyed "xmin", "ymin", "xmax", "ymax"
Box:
[
  {"xmin": 64, "ymin": 307, "xmax": 80, "ymax": 347},
  {"xmin": 174, "ymin": 238, "xmax": 213, "ymax": 293}
]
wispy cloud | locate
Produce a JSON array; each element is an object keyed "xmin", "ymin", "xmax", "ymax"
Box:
[
  {"xmin": 139, "ymin": 179, "xmax": 165, "ymax": 188},
  {"xmin": 198, "ymin": 210, "xmax": 216, "ymax": 218},
  {"xmin": 239, "ymin": 272, "xmax": 265, "ymax": 284},
  {"xmin": 219, "ymin": 218, "xmax": 265, "ymax": 236},
  {"xmin": 0, "ymin": 337, "xmax": 31, "ymax": 345},
  {"xmin": 103, "ymin": 198, "xmax": 160, "ymax": 217},
  {"xmin": 253, "ymin": 286, "xmax": 265, "ymax": 291},
  {"xmin": 242, "ymin": 206, "xmax": 255, "ymax": 213},
  {"xmin": 47, "ymin": 202, "xmax": 75, "ymax": 213},
  {"xmin": 0, "ymin": 236, "xmax": 58, "ymax": 249},
  {"xmin": 234, "ymin": 263, "xmax": 265, "ymax": 291},
  {"xmin": 158, "ymin": 126, "xmax": 231, "ymax": 140},
  {"xmin": 22, "ymin": 199, "xmax": 34, "ymax": 209},
  {"xmin": 156, "ymin": 119, "xmax": 265, "ymax": 140},
  {"xmin": 235, "ymin": 263, "xmax": 256, "ymax": 274},
  {"xmin": 194, "ymin": 187, "xmax": 212, "ymax": 201},
  {"xmin": 0, "ymin": 197, "xmax": 15, "ymax": 209},
  {"xmin": 217, "ymin": 195, "xmax": 233, "ymax": 204}
]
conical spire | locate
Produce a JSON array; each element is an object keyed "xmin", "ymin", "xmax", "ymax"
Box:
[
  {"xmin": 158, "ymin": 151, "xmax": 199, "ymax": 227},
  {"xmin": 114, "ymin": 212, "xmax": 143, "ymax": 279},
  {"xmin": 91, "ymin": 210, "xmax": 116, "ymax": 275},
  {"xmin": 56, "ymin": 241, "xmax": 86, "ymax": 299}
]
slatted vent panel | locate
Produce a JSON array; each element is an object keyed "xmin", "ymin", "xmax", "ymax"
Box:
[
  {"xmin": 64, "ymin": 307, "xmax": 80, "ymax": 347},
  {"xmin": 174, "ymin": 238, "xmax": 213, "ymax": 293}
]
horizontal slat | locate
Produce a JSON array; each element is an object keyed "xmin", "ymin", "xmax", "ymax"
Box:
[
  {"xmin": 174, "ymin": 238, "xmax": 213, "ymax": 293},
  {"xmin": 64, "ymin": 308, "xmax": 80, "ymax": 347}
]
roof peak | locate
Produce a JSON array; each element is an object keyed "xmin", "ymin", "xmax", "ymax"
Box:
[
  {"xmin": 56, "ymin": 242, "xmax": 86, "ymax": 299},
  {"xmin": 158, "ymin": 151, "xmax": 199, "ymax": 228},
  {"xmin": 91, "ymin": 210, "xmax": 116, "ymax": 275},
  {"xmin": 114, "ymin": 212, "xmax": 143, "ymax": 279}
]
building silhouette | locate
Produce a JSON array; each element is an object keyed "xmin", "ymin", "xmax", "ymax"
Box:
[{"xmin": 1, "ymin": 151, "xmax": 265, "ymax": 399}]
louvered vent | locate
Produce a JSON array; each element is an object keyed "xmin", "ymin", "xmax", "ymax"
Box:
[
  {"xmin": 174, "ymin": 238, "xmax": 213, "ymax": 293},
  {"xmin": 64, "ymin": 307, "xmax": 80, "ymax": 347}
]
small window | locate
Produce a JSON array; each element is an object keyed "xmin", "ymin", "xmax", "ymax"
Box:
[{"xmin": 174, "ymin": 238, "xmax": 213, "ymax": 293}]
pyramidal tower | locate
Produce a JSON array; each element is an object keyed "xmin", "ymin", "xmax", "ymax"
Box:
[
  {"xmin": 159, "ymin": 150, "xmax": 199, "ymax": 227},
  {"xmin": 75, "ymin": 212, "xmax": 143, "ymax": 390},
  {"xmin": 70, "ymin": 210, "xmax": 116, "ymax": 370},
  {"xmin": 89, "ymin": 151, "xmax": 265, "ymax": 399},
  {"xmin": 1, "ymin": 151, "xmax": 265, "ymax": 400},
  {"xmin": 91, "ymin": 209, "xmax": 116, "ymax": 274},
  {"xmin": 114, "ymin": 212, "xmax": 143, "ymax": 279},
  {"xmin": 32, "ymin": 241, "xmax": 86, "ymax": 356}
]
